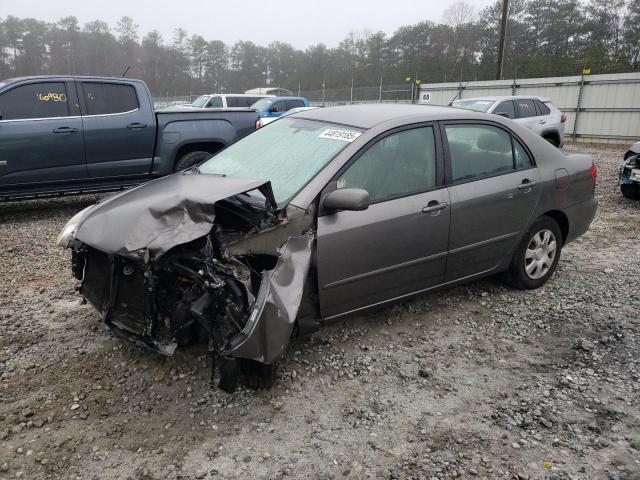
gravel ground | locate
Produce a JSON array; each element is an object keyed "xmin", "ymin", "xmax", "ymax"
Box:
[{"xmin": 0, "ymin": 143, "xmax": 639, "ymax": 480}]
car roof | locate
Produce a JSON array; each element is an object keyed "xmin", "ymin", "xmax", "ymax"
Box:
[
  {"xmin": 454, "ymin": 95, "xmax": 551, "ymax": 102},
  {"xmin": 264, "ymin": 96, "xmax": 307, "ymax": 102},
  {"xmin": 1, "ymin": 75, "xmax": 146, "ymax": 84},
  {"xmin": 199, "ymin": 93, "xmax": 274, "ymax": 97},
  {"xmin": 289, "ymin": 103, "xmax": 481, "ymax": 129}
]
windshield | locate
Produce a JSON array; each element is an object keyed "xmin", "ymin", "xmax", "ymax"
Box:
[
  {"xmin": 199, "ymin": 118, "xmax": 363, "ymax": 205},
  {"xmin": 452, "ymin": 99, "xmax": 496, "ymax": 112},
  {"xmin": 191, "ymin": 95, "xmax": 211, "ymax": 108},
  {"xmin": 251, "ymin": 98, "xmax": 273, "ymax": 110}
]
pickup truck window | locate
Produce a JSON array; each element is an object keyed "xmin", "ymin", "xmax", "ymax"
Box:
[
  {"xmin": 207, "ymin": 97, "xmax": 223, "ymax": 108},
  {"xmin": 0, "ymin": 82, "xmax": 69, "ymax": 120},
  {"xmin": 81, "ymin": 82, "xmax": 139, "ymax": 116}
]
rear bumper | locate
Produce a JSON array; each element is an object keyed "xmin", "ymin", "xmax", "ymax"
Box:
[{"xmin": 564, "ymin": 197, "xmax": 598, "ymax": 244}]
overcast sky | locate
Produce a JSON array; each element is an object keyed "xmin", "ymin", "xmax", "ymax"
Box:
[{"xmin": 2, "ymin": 0, "xmax": 495, "ymax": 48}]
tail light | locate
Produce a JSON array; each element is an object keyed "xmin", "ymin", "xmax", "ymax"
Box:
[
  {"xmin": 561, "ymin": 114, "xmax": 567, "ymax": 123},
  {"xmin": 589, "ymin": 163, "xmax": 597, "ymax": 185},
  {"xmin": 256, "ymin": 119, "xmax": 263, "ymax": 129}
]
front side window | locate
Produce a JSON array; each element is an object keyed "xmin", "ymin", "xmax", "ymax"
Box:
[
  {"xmin": 272, "ymin": 101, "xmax": 287, "ymax": 113},
  {"xmin": 494, "ymin": 100, "xmax": 516, "ymax": 119},
  {"xmin": 207, "ymin": 96, "xmax": 223, "ymax": 108},
  {"xmin": 0, "ymin": 82, "xmax": 69, "ymax": 120},
  {"xmin": 445, "ymin": 124, "xmax": 515, "ymax": 182},
  {"xmin": 338, "ymin": 127, "xmax": 437, "ymax": 203},
  {"xmin": 81, "ymin": 82, "xmax": 139, "ymax": 115},
  {"xmin": 199, "ymin": 118, "xmax": 362, "ymax": 205},
  {"xmin": 515, "ymin": 99, "xmax": 537, "ymax": 118}
]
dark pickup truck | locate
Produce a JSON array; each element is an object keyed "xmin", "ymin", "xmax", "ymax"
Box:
[{"xmin": 0, "ymin": 76, "xmax": 258, "ymax": 200}]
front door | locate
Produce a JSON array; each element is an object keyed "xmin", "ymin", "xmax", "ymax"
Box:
[
  {"xmin": 0, "ymin": 80, "xmax": 85, "ymax": 187},
  {"xmin": 317, "ymin": 125, "xmax": 450, "ymax": 319},
  {"xmin": 442, "ymin": 122, "xmax": 542, "ymax": 281},
  {"xmin": 78, "ymin": 81, "xmax": 155, "ymax": 178}
]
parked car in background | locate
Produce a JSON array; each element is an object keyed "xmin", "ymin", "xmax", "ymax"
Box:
[
  {"xmin": 452, "ymin": 96, "xmax": 566, "ymax": 147},
  {"xmin": 619, "ymin": 141, "xmax": 640, "ymax": 199},
  {"xmin": 58, "ymin": 104, "xmax": 597, "ymax": 390},
  {"xmin": 189, "ymin": 93, "xmax": 272, "ymax": 109},
  {"xmin": 0, "ymin": 76, "xmax": 258, "ymax": 200},
  {"xmin": 251, "ymin": 96, "xmax": 310, "ymax": 127},
  {"xmin": 255, "ymin": 106, "xmax": 318, "ymax": 128}
]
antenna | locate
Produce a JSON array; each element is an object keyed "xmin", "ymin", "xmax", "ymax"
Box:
[{"xmin": 121, "ymin": 66, "xmax": 131, "ymax": 78}]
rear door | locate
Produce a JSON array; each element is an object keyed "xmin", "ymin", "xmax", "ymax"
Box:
[
  {"xmin": 317, "ymin": 124, "xmax": 449, "ymax": 319},
  {"xmin": 78, "ymin": 81, "xmax": 155, "ymax": 178},
  {"xmin": 514, "ymin": 98, "xmax": 545, "ymax": 133},
  {"xmin": 0, "ymin": 80, "xmax": 85, "ymax": 186},
  {"xmin": 442, "ymin": 122, "xmax": 541, "ymax": 281}
]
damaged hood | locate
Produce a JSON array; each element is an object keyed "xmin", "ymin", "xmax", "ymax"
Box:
[{"xmin": 66, "ymin": 172, "xmax": 276, "ymax": 260}]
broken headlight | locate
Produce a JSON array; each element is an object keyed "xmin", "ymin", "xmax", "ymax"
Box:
[{"xmin": 56, "ymin": 205, "xmax": 93, "ymax": 248}]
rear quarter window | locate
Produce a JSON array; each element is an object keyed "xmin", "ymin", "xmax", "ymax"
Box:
[
  {"xmin": 535, "ymin": 100, "xmax": 551, "ymax": 115},
  {"xmin": 0, "ymin": 82, "xmax": 69, "ymax": 120},
  {"xmin": 81, "ymin": 82, "xmax": 139, "ymax": 115}
]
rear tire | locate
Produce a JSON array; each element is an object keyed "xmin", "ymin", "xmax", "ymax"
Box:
[
  {"xmin": 503, "ymin": 216, "xmax": 563, "ymax": 290},
  {"xmin": 621, "ymin": 184, "xmax": 640, "ymax": 200},
  {"xmin": 174, "ymin": 150, "xmax": 213, "ymax": 172}
]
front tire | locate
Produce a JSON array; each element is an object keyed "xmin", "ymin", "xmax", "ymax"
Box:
[
  {"xmin": 621, "ymin": 184, "xmax": 640, "ymax": 199},
  {"xmin": 174, "ymin": 150, "xmax": 213, "ymax": 172},
  {"xmin": 503, "ymin": 217, "xmax": 563, "ymax": 290}
]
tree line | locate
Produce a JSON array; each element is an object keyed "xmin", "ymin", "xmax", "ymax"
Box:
[{"xmin": 0, "ymin": 0, "xmax": 638, "ymax": 97}]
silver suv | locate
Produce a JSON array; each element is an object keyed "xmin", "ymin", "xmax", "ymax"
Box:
[{"xmin": 452, "ymin": 96, "xmax": 566, "ymax": 147}]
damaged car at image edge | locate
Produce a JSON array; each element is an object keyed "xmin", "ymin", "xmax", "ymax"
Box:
[
  {"xmin": 619, "ymin": 141, "xmax": 640, "ymax": 199},
  {"xmin": 57, "ymin": 104, "xmax": 598, "ymax": 392}
]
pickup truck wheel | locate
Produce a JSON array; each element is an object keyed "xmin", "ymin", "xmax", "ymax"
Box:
[
  {"xmin": 621, "ymin": 184, "xmax": 640, "ymax": 199},
  {"xmin": 503, "ymin": 217, "xmax": 563, "ymax": 290},
  {"xmin": 174, "ymin": 151, "xmax": 213, "ymax": 172}
]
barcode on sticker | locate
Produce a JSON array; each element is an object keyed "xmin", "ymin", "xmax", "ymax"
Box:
[{"xmin": 318, "ymin": 129, "xmax": 362, "ymax": 142}]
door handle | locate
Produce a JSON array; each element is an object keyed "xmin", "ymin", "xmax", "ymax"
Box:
[
  {"xmin": 422, "ymin": 201, "xmax": 448, "ymax": 214},
  {"xmin": 538, "ymin": 120, "xmax": 546, "ymax": 124},
  {"xmin": 517, "ymin": 180, "xmax": 537, "ymax": 190},
  {"xmin": 53, "ymin": 127, "xmax": 78, "ymax": 134},
  {"xmin": 127, "ymin": 122, "xmax": 147, "ymax": 129}
]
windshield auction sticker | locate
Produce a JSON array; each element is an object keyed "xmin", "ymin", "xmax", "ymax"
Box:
[{"xmin": 318, "ymin": 129, "xmax": 362, "ymax": 142}]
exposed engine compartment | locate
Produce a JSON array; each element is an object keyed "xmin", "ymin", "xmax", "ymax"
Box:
[{"xmin": 65, "ymin": 176, "xmax": 316, "ymax": 392}]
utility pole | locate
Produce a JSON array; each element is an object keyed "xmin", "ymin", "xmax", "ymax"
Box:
[{"xmin": 496, "ymin": 0, "xmax": 509, "ymax": 80}]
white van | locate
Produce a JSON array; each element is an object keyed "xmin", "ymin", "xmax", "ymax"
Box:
[{"xmin": 189, "ymin": 93, "xmax": 274, "ymax": 109}]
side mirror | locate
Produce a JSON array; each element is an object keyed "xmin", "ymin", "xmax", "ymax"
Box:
[
  {"xmin": 495, "ymin": 112, "xmax": 511, "ymax": 118},
  {"xmin": 323, "ymin": 188, "xmax": 370, "ymax": 212}
]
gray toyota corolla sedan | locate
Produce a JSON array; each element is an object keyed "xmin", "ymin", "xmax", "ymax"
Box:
[{"xmin": 58, "ymin": 104, "xmax": 598, "ymax": 391}]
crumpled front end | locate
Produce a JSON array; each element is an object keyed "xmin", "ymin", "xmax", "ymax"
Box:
[
  {"xmin": 619, "ymin": 154, "xmax": 640, "ymax": 185},
  {"xmin": 61, "ymin": 171, "xmax": 316, "ymax": 390}
]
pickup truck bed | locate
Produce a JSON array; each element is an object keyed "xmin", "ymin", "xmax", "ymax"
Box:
[{"xmin": 0, "ymin": 76, "xmax": 258, "ymax": 201}]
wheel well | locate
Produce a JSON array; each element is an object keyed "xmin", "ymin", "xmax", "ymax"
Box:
[
  {"xmin": 542, "ymin": 131, "xmax": 560, "ymax": 146},
  {"xmin": 175, "ymin": 142, "xmax": 225, "ymax": 162},
  {"xmin": 542, "ymin": 210, "xmax": 569, "ymax": 243}
]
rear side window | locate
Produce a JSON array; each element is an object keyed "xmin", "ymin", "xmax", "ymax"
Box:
[
  {"xmin": 445, "ymin": 124, "xmax": 514, "ymax": 181},
  {"xmin": 286, "ymin": 100, "xmax": 305, "ymax": 109},
  {"xmin": 226, "ymin": 97, "xmax": 261, "ymax": 108},
  {"xmin": 0, "ymin": 82, "xmax": 69, "ymax": 120},
  {"xmin": 515, "ymin": 99, "xmax": 537, "ymax": 118},
  {"xmin": 81, "ymin": 82, "xmax": 139, "ymax": 115},
  {"xmin": 535, "ymin": 100, "xmax": 551, "ymax": 115},
  {"xmin": 338, "ymin": 126, "xmax": 437, "ymax": 202},
  {"xmin": 494, "ymin": 100, "xmax": 516, "ymax": 119}
]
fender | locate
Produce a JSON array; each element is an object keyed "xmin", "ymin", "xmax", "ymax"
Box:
[{"xmin": 151, "ymin": 118, "xmax": 238, "ymax": 176}]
